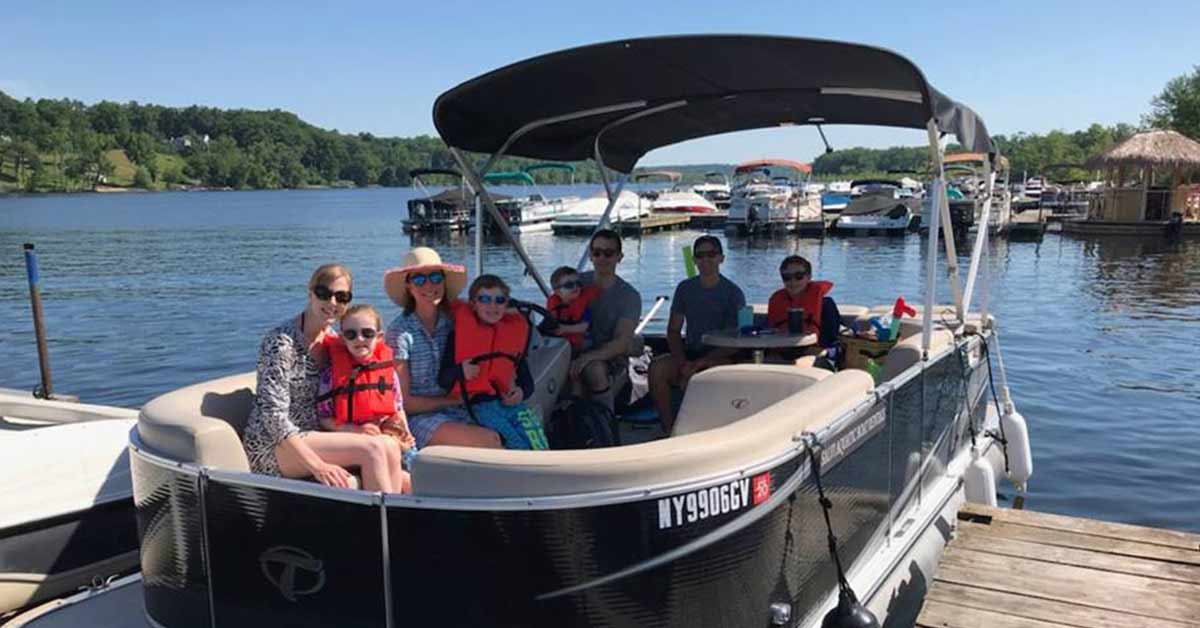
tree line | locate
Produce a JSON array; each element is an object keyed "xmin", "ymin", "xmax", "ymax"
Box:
[
  {"xmin": 3, "ymin": 65, "xmax": 1199, "ymax": 192},
  {"xmin": 0, "ymin": 90, "xmax": 601, "ymax": 192}
]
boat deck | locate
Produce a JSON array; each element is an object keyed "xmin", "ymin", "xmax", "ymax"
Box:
[{"xmin": 916, "ymin": 503, "xmax": 1200, "ymax": 628}]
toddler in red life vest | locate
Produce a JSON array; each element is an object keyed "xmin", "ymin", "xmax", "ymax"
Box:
[
  {"xmin": 438, "ymin": 275, "xmax": 548, "ymax": 450},
  {"xmin": 316, "ymin": 304, "xmax": 416, "ymax": 454},
  {"xmin": 545, "ymin": 266, "xmax": 600, "ymax": 353}
]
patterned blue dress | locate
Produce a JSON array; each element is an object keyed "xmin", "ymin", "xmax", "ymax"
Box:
[{"xmin": 385, "ymin": 309, "xmax": 470, "ymax": 448}]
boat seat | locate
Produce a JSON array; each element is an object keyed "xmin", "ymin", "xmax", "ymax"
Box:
[
  {"xmin": 411, "ymin": 369, "xmax": 873, "ymax": 498},
  {"xmin": 138, "ymin": 372, "xmax": 256, "ymax": 472},
  {"xmin": 881, "ymin": 328, "xmax": 956, "ymax": 382},
  {"xmin": 671, "ymin": 365, "xmax": 831, "ymax": 437}
]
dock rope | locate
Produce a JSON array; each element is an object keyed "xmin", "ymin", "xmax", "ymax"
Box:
[{"xmin": 979, "ymin": 336, "xmax": 1011, "ymax": 474}]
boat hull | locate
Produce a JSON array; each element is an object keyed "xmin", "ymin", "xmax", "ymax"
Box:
[{"xmin": 127, "ymin": 332, "xmax": 998, "ymax": 628}]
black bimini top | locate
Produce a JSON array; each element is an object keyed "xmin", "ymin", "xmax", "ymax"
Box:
[{"xmin": 434, "ymin": 35, "xmax": 994, "ymax": 173}]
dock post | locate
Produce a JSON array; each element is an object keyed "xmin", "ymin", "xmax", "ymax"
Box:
[{"xmin": 23, "ymin": 243, "xmax": 55, "ymax": 399}]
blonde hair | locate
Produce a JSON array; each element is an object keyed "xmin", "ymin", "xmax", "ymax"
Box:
[
  {"xmin": 340, "ymin": 303, "xmax": 382, "ymax": 330},
  {"xmin": 308, "ymin": 263, "xmax": 353, "ymax": 292}
]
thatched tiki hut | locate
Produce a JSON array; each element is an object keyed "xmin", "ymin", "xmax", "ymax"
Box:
[{"xmin": 1086, "ymin": 129, "xmax": 1200, "ymax": 222}]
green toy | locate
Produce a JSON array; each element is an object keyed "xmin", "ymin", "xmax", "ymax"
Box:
[{"xmin": 682, "ymin": 245, "xmax": 697, "ymax": 278}]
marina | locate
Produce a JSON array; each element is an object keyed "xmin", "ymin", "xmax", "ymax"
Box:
[{"xmin": 3, "ymin": 9, "xmax": 1200, "ymax": 627}]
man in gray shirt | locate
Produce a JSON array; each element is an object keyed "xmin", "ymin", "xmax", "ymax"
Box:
[
  {"xmin": 650, "ymin": 235, "xmax": 746, "ymax": 430},
  {"xmin": 573, "ymin": 229, "xmax": 642, "ymax": 412}
]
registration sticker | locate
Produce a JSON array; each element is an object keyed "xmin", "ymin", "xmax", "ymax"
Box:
[{"xmin": 752, "ymin": 472, "xmax": 772, "ymax": 505}]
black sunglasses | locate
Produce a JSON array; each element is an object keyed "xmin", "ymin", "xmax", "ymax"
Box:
[
  {"xmin": 312, "ymin": 285, "xmax": 353, "ymax": 304},
  {"xmin": 591, "ymin": 247, "xmax": 618, "ymax": 258},
  {"xmin": 780, "ymin": 271, "xmax": 809, "ymax": 282},
  {"xmin": 556, "ymin": 280, "xmax": 581, "ymax": 291},
  {"xmin": 693, "ymin": 249, "xmax": 721, "ymax": 259},
  {"xmin": 341, "ymin": 328, "xmax": 378, "ymax": 341},
  {"xmin": 408, "ymin": 271, "xmax": 445, "ymax": 287},
  {"xmin": 475, "ymin": 294, "xmax": 509, "ymax": 305}
]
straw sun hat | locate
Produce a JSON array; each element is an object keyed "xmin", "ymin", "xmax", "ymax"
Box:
[{"xmin": 383, "ymin": 247, "xmax": 468, "ymax": 308}]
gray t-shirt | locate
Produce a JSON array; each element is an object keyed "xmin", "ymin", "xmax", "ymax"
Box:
[
  {"xmin": 580, "ymin": 271, "xmax": 642, "ymax": 361},
  {"xmin": 671, "ymin": 274, "xmax": 746, "ymax": 351}
]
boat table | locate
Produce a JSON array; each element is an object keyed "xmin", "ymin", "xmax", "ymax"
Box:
[{"xmin": 702, "ymin": 328, "xmax": 817, "ymax": 364}]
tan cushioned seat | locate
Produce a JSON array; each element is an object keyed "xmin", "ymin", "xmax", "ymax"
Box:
[
  {"xmin": 138, "ymin": 372, "xmax": 256, "ymax": 472},
  {"xmin": 672, "ymin": 365, "xmax": 831, "ymax": 437},
  {"xmin": 412, "ymin": 369, "xmax": 874, "ymax": 498},
  {"xmin": 881, "ymin": 328, "xmax": 956, "ymax": 381}
]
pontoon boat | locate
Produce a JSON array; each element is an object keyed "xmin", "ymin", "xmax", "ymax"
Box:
[
  {"xmin": 727, "ymin": 159, "xmax": 823, "ymax": 236},
  {"xmin": 401, "ymin": 168, "xmax": 478, "ymax": 233},
  {"xmin": 475, "ymin": 171, "xmax": 577, "ymax": 234},
  {"xmin": 12, "ymin": 35, "xmax": 1032, "ymax": 628}
]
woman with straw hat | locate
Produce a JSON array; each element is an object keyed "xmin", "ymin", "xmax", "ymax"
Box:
[{"xmin": 383, "ymin": 248, "xmax": 502, "ymax": 449}]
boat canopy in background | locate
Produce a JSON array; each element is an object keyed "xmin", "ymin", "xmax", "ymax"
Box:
[
  {"xmin": 734, "ymin": 159, "xmax": 812, "ymax": 174},
  {"xmin": 434, "ymin": 35, "xmax": 995, "ymax": 172}
]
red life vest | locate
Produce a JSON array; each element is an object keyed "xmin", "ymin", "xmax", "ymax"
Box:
[
  {"xmin": 546, "ymin": 285, "xmax": 599, "ymax": 348},
  {"xmin": 767, "ymin": 281, "xmax": 833, "ymax": 333},
  {"xmin": 325, "ymin": 340, "xmax": 397, "ymax": 426},
  {"xmin": 453, "ymin": 304, "xmax": 530, "ymax": 398}
]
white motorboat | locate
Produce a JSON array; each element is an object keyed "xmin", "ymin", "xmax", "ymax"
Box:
[
  {"xmin": 833, "ymin": 179, "xmax": 919, "ymax": 234},
  {"xmin": 476, "ymin": 169, "xmax": 578, "ymax": 234},
  {"xmin": 634, "ymin": 170, "xmax": 717, "ymax": 214},
  {"xmin": 550, "ymin": 189, "xmax": 645, "ymax": 234},
  {"xmin": 726, "ymin": 159, "xmax": 824, "ymax": 235},
  {"xmin": 690, "ymin": 172, "xmax": 732, "ymax": 209},
  {"xmin": 15, "ymin": 35, "xmax": 1033, "ymax": 628},
  {"xmin": 0, "ymin": 389, "xmax": 139, "ymax": 616}
]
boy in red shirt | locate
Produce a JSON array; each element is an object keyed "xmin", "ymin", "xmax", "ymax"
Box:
[{"xmin": 545, "ymin": 266, "xmax": 600, "ymax": 353}]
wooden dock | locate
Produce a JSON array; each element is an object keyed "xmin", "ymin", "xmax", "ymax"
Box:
[
  {"xmin": 916, "ymin": 503, "xmax": 1200, "ymax": 627},
  {"xmin": 552, "ymin": 213, "xmax": 693, "ymax": 236}
]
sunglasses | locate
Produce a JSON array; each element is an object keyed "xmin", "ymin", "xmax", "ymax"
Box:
[
  {"xmin": 474, "ymin": 294, "xmax": 509, "ymax": 305},
  {"xmin": 312, "ymin": 285, "xmax": 353, "ymax": 304},
  {"xmin": 407, "ymin": 271, "xmax": 445, "ymax": 287},
  {"xmin": 780, "ymin": 271, "xmax": 810, "ymax": 282},
  {"xmin": 590, "ymin": 247, "xmax": 618, "ymax": 258},
  {"xmin": 556, "ymin": 280, "xmax": 581, "ymax": 291},
  {"xmin": 341, "ymin": 328, "xmax": 378, "ymax": 341},
  {"xmin": 693, "ymin": 249, "xmax": 721, "ymax": 259}
]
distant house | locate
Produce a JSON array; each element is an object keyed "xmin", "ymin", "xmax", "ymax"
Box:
[{"xmin": 168, "ymin": 136, "xmax": 192, "ymax": 151}]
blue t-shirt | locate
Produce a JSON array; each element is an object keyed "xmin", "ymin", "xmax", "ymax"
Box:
[{"xmin": 670, "ymin": 274, "xmax": 746, "ymax": 351}]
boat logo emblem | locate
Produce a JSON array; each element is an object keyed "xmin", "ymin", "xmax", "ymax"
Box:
[
  {"xmin": 260, "ymin": 546, "xmax": 325, "ymax": 602},
  {"xmin": 731, "ymin": 398, "xmax": 749, "ymax": 410}
]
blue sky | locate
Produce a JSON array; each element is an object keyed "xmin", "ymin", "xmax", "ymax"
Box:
[{"xmin": 4, "ymin": 1, "xmax": 1198, "ymax": 165}]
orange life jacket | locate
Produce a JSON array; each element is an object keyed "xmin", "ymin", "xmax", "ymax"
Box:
[
  {"xmin": 546, "ymin": 285, "xmax": 599, "ymax": 348},
  {"xmin": 325, "ymin": 340, "xmax": 397, "ymax": 426},
  {"xmin": 767, "ymin": 281, "xmax": 833, "ymax": 334},
  {"xmin": 453, "ymin": 304, "xmax": 530, "ymax": 398}
]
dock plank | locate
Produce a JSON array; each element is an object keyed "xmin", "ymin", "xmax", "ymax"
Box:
[
  {"xmin": 937, "ymin": 542, "xmax": 1200, "ymax": 623},
  {"xmin": 960, "ymin": 502, "xmax": 1200, "ymax": 551},
  {"xmin": 955, "ymin": 521, "xmax": 1200, "ymax": 584},
  {"xmin": 918, "ymin": 505, "xmax": 1200, "ymax": 628},
  {"xmin": 955, "ymin": 518, "xmax": 1200, "ymax": 567},
  {"xmin": 923, "ymin": 582, "xmax": 1192, "ymax": 628},
  {"xmin": 916, "ymin": 598, "xmax": 1072, "ymax": 628}
]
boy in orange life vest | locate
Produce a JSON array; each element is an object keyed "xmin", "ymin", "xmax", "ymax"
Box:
[
  {"xmin": 766, "ymin": 255, "xmax": 842, "ymax": 350},
  {"xmin": 545, "ymin": 266, "xmax": 599, "ymax": 352},
  {"xmin": 437, "ymin": 275, "xmax": 548, "ymax": 450},
  {"xmin": 316, "ymin": 305, "xmax": 416, "ymax": 452}
]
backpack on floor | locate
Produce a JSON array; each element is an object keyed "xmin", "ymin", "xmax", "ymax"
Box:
[{"xmin": 546, "ymin": 398, "xmax": 618, "ymax": 449}]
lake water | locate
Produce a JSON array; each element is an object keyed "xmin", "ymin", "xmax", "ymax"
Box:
[{"xmin": 2, "ymin": 187, "xmax": 1198, "ymax": 532}]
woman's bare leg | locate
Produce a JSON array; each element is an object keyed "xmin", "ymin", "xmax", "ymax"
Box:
[
  {"xmin": 381, "ymin": 438, "xmax": 412, "ymax": 494},
  {"xmin": 276, "ymin": 431, "xmax": 393, "ymax": 492}
]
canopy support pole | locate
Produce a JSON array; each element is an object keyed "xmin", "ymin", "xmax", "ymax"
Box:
[
  {"xmin": 961, "ymin": 157, "xmax": 996, "ymax": 324},
  {"xmin": 575, "ymin": 99, "xmax": 688, "ymax": 271},
  {"xmin": 450, "ymin": 147, "xmax": 553, "ymax": 297},
  {"xmin": 922, "ymin": 121, "xmax": 947, "ymax": 357},
  {"xmin": 477, "ymin": 101, "xmax": 648, "ymax": 177}
]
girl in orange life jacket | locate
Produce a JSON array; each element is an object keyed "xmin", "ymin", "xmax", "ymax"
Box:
[
  {"xmin": 766, "ymin": 255, "xmax": 843, "ymax": 354},
  {"xmin": 316, "ymin": 304, "xmax": 414, "ymax": 490},
  {"xmin": 438, "ymin": 275, "xmax": 549, "ymax": 450},
  {"xmin": 545, "ymin": 265, "xmax": 600, "ymax": 353}
]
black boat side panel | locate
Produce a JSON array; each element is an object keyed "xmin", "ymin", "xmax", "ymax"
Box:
[
  {"xmin": 132, "ymin": 456, "xmax": 210, "ymax": 628},
  {"xmin": 203, "ymin": 479, "xmax": 387, "ymax": 628},
  {"xmin": 0, "ymin": 498, "xmax": 137, "ymax": 575}
]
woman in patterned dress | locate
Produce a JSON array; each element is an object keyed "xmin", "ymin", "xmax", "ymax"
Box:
[
  {"xmin": 383, "ymin": 248, "xmax": 501, "ymax": 449},
  {"xmin": 241, "ymin": 264, "xmax": 411, "ymax": 493}
]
